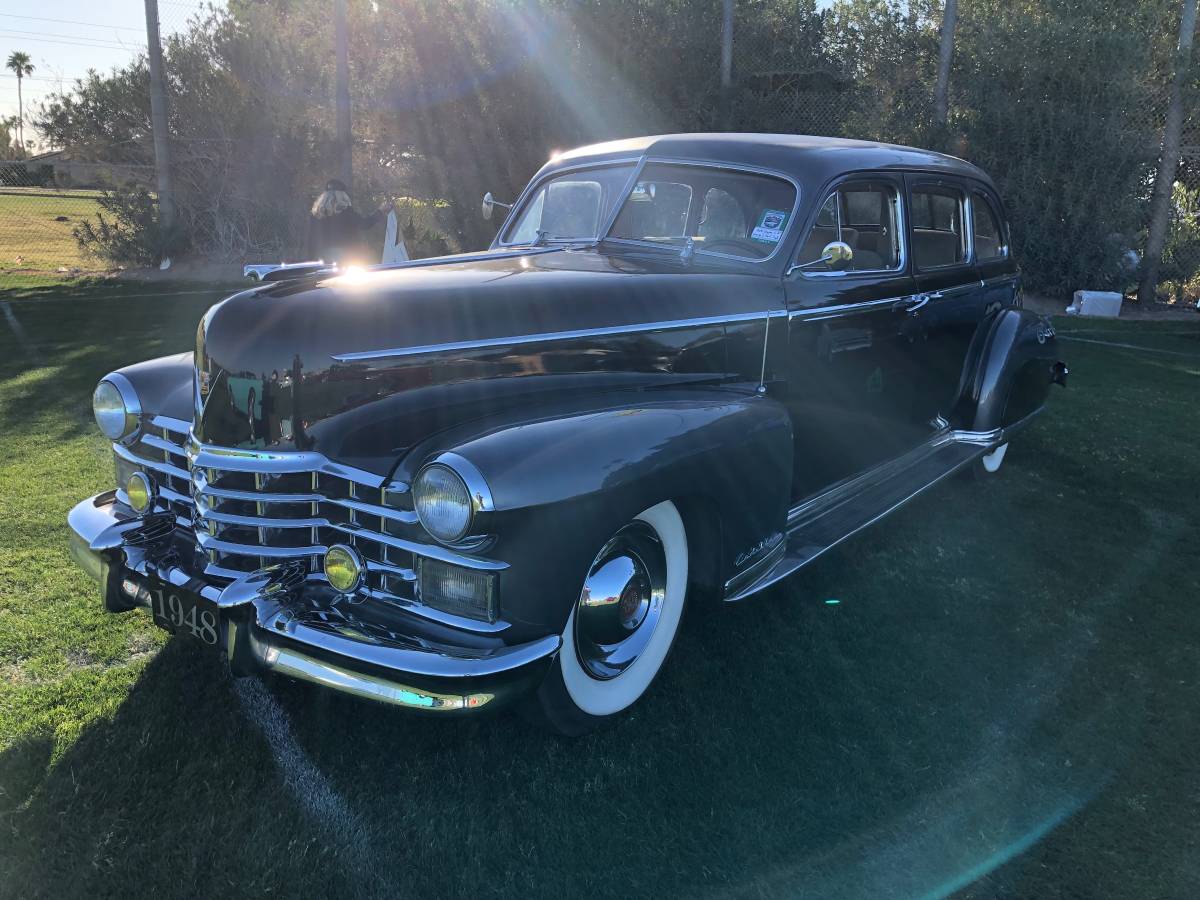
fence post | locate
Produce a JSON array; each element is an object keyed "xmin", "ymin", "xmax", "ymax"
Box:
[
  {"xmin": 720, "ymin": 0, "xmax": 734, "ymax": 129},
  {"xmin": 334, "ymin": 0, "xmax": 353, "ymax": 191},
  {"xmin": 1139, "ymin": 0, "xmax": 1198, "ymax": 306},
  {"xmin": 143, "ymin": 0, "xmax": 175, "ymax": 236},
  {"xmin": 934, "ymin": 0, "xmax": 958, "ymax": 124}
]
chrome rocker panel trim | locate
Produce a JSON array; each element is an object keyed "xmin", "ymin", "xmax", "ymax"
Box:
[
  {"xmin": 723, "ymin": 408, "xmax": 1043, "ymax": 603},
  {"xmin": 67, "ymin": 494, "xmax": 559, "ymax": 713}
]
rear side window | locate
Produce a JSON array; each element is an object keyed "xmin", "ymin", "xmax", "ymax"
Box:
[
  {"xmin": 796, "ymin": 181, "xmax": 902, "ymax": 272},
  {"xmin": 972, "ymin": 192, "xmax": 1006, "ymax": 260},
  {"xmin": 910, "ymin": 186, "xmax": 966, "ymax": 268}
]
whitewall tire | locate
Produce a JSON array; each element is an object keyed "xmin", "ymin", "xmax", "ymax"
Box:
[
  {"xmin": 531, "ymin": 500, "xmax": 689, "ymax": 734},
  {"xmin": 978, "ymin": 442, "xmax": 1008, "ymax": 474}
]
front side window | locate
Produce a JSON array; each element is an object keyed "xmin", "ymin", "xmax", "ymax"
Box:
[
  {"xmin": 911, "ymin": 186, "xmax": 967, "ymax": 268},
  {"xmin": 972, "ymin": 192, "xmax": 1006, "ymax": 260},
  {"xmin": 796, "ymin": 182, "xmax": 901, "ymax": 272},
  {"xmin": 504, "ymin": 164, "xmax": 635, "ymax": 244},
  {"xmin": 607, "ymin": 163, "xmax": 797, "ymax": 260}
]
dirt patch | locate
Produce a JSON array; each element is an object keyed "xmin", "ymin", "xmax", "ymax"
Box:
[{"xmin": 116, "ymin": 258, "xmax": 249, "ymax": 284}]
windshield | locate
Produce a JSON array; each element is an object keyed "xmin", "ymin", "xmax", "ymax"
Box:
[
  {"xmin": 607, "ymin": 162, "xmax": 798, "ymax": 260},
  {"xmin": 503, "ymin": 164, "xmax": 636, "ymax": 244}
]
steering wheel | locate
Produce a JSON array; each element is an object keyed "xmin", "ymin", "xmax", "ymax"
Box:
[{"xmin": 701, "ymin": 238, "xmax": 765, "ymax": 257}]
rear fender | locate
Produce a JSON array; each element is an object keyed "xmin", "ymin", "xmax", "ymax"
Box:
[
  {"xmin": 397, "ymin": 388, "xmax": 793, "ymax": 635},
  {"xmin": 954, "ymin": 309, "xmax": 1062, "ymax": 433}
]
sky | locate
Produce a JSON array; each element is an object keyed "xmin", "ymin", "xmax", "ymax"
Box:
[{"xmin": 2, "ymin": 1, "xmax": 217, "ymax": 151}]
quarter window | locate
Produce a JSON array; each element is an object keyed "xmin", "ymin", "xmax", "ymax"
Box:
[
  {"xmin": 972, "ymin": 193, "xmax": 1006, "ymax": 260},
  {"xmin": 796, "ymin": 182, "xmax": 901, "ymax": 272},
  {"xmin": 910, "ymin": 186, "xmax": 966, "ymax": 268}
]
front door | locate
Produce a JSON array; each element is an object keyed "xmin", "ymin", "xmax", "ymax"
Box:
[{"xmin": 783, "ymin": 175, "xmax": 928, "ymax": 501}]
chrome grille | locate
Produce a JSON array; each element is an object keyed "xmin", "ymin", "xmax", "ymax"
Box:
[{"xmin": 117, "ymin": 416, "xmax": 426, "ymax": 600}]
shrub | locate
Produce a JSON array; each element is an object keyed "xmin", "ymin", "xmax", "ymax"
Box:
[{"xmin": 73, "ymin": 185, "xmax": 187, "ymax": 266}]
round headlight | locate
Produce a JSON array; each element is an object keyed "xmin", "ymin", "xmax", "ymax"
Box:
[
  {"xmin": 413, "ymin": 463, "xmax": 473, "ymax": 543},
  {"xmin": 126, "ymin": 471, "xmax": 154, "ymax": 514},
  {"xmin": 93, "ymin": 377, "xmax": 139, "ymax": 440},
  {"xmin": 323, "ymin": 544, "xmax": 364, "ymax": 593}
]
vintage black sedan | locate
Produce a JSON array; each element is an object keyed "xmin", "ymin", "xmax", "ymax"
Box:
[{"xmin": 68, "ymin": 134, "xmax": 1067, "ymax": 734}]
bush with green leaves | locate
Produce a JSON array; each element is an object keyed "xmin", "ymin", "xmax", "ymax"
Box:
[{"xmin": 71, "ymin": 186, "xmax": 186, "ymax": 267}]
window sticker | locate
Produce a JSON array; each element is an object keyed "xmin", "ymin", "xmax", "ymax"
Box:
[{"xmin": 751, "ymin": 209, "xmax": 789, "ymax": 243}]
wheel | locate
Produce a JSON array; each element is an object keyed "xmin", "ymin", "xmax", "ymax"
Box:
[
  {"xmin": 529, "ymin": 500, "xmax": 689, "ymax": 736},
  {"xmin": 973, "ymin": 442, "xmax": 1009, "ymax": 478}
]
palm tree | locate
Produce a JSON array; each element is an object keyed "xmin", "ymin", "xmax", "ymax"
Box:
[{"xmin": 5, "ymin": 51, "xmax": 35, "ymax": 154}]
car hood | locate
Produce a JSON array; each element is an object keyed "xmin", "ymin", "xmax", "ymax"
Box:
[{"xmin": 194, "ymin": 248, "xmax": 778, "ymax": 473}]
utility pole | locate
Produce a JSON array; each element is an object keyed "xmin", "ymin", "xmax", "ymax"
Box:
[
  {"xmin": 934, "ymin": 0, "xmax": 958, "ymax": 124},
  {"xmin": 720, "ymin": 0, "xmax": 734, "ymax": 129},
  {"xmin": 143, "ymin": 0, "xmax": 175, "ymax": 235},
  {"xmin": 1139, "ymin": 0, "xmax": 1198, "ymax": 306},
  {"xmin": 334, "ymin": 0, "xmax": 353, "ymax": 190}
]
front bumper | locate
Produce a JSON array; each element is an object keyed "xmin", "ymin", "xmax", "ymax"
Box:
[{"xmin": 68, "ymin": 492, "xmax": 559, "ymax": 713}]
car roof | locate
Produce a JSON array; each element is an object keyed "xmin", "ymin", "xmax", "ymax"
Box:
[{"xmin": 546, "ymin": 132, "xmax": 996, "ymax": 191}]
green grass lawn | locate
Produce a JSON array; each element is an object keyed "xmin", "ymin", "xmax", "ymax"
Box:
[
  {"xmin": 0, "ymin": 283, "xmax": 1198, "ymax": 898},
  {"xmin": 0, "ymin": 189, "xmax": 110, "ymax": 285}
]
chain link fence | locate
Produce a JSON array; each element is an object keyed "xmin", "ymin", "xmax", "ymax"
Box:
[{"xmin": 1, "ymin": 0, "xmax": 1197, "ymax": 305}]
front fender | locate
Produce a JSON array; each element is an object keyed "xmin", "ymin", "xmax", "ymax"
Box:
[
  {"xmin": 397, "ymin": 387, "xmax": 793, "ymax": 634},
  {"xmin": 107, "ymin": 352, "xmax": 194, "ymax": 423},
  {"xmin": 954, "ymin": 309, "xmax": 1062, "ymax": 433}
]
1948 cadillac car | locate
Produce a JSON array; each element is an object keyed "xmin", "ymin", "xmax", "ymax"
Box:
[{"xmin": 68, "ymin": 134, "xmax": 1068, "ymax": 734}]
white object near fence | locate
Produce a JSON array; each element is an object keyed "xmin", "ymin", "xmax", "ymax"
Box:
[
  {"xmin": 381, "ymin": 210, "xmax": 410, "ymax": 265},
  {"xmin": 1065, "ymin": 290, "xmax": 1122, "ymax": 318}
]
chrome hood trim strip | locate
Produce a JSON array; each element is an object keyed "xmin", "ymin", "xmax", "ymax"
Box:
[{"xmin": 333, "ymin": 309, "xmax": 788, "ymax": 363}]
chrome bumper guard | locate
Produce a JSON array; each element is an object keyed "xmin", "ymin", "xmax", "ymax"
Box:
[{"xmin": 68, "ymin": 493, "xmax": 559, "ymax": 713}]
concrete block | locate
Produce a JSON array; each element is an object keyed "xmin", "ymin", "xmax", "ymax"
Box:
[{"xmin": 1065, "ymin": 290, "xmax": 1122, "ymax": 318}]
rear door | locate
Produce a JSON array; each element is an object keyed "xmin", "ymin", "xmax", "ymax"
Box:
[
  {"xmin": 904, "ymin": 176, "xmax": 989, "ymax": 427},
  {"xmin": 783, "ymin": 175, "xmax": 927, "ymax": 500}
]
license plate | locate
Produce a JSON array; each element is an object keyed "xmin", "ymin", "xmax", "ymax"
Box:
[{"xmin": 147, "ymin": 581, "xmax": 221, "ymax": 647}]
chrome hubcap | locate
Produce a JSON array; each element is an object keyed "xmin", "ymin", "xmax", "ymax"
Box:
[{"xmin": 574, "ymin": 521, "xmax": 667, "ymax": 680}]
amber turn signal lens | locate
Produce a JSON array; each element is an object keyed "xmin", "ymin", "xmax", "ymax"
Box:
[
  {"xmin": 126, "ymin": 471, "xmax": 154, "ymax": 514},
  {"xmin": 323, "ymin": 544, "xmax": 363, "ymax": 594}
]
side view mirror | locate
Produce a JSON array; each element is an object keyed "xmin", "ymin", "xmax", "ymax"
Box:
[
  {"xmin": 821, "ymin": 241, "xmax": 854, "ymax": 271},
  {"xmin": 786, "ymin": 240, "xmax": 854, "ymax": 276},
  {"xmin": 481, "ymin": 191, "xmax": 513, "ymax": 221}
]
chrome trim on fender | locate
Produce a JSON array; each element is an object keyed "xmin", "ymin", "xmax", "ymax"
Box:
[
  {"xmin": 333, "ymin": 309, "xmax": 787, "ymax": 363},
  {"xmin": 723, "ymin": 538, "xmax": 786, "ymax": 599}
]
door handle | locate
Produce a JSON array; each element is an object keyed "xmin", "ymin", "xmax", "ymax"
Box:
[{"xmin": 903, "ymin": 294, "xmax": 930, "ymax": 314}]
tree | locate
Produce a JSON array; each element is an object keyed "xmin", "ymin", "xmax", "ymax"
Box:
[
  {"xmin": 0, "ymin": 116, "xmax": 19, "ymax": 157},
  {"xmin": 1138, "ymin": 0, "xmax": 1199, "ymax": 305},
  {"xmin": 5, "ymin": 51, "xmax": 34, "ymax": 154}
]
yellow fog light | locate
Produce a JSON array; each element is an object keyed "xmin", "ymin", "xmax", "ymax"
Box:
[
  {"xmin": 126, "ymin": 471, "xmax": 154, "ymax": 514},
  {"xmin": 323, "ymin": 544, "xmax": 363, "ymax": 594}
]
